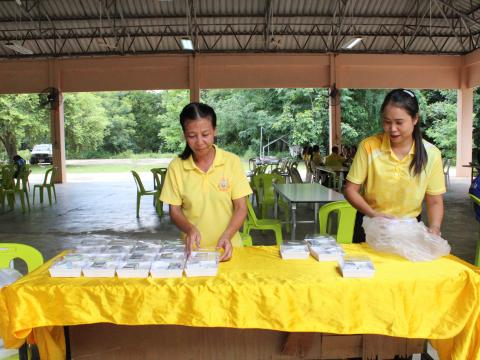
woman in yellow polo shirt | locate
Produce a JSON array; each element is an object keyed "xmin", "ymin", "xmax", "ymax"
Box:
[
  {"xmin": 344, "ymin": 89, "xmax": 446, "ymax": 243},
  {"xmin": 160, "ymin": 102, "xmax": 252, "ymax": 261}
]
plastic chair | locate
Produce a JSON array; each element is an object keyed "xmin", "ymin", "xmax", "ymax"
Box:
[
  {"xmin": 240, "ymin": 232, "xmax": 253, "ymax": 247},
  {"xmin": 258, "ymin": 173, "xmax": 291, "ymax": 233},
  {"xmin": 0, "ymin": 243, "xmax": 43, "ymax": 359},
  {"xmin": 443, "ymin": 159, "xmax": 451, "ymax": 189},
  {"xmin": 151, "ymin": 168, "xmax": 167, "ymax": 216},
  {"xmin": 3, "ymin": 168, "xmax": 31, "ymax": 213},
  {"xmin": 33, "ymin": 167, "xmax": 57, "ymax": 205},
  {"xmin": 468, "ymin": 194, "xmax": 480, "ymax": 266},
  {"xmin": 318, "ymin": 200, "xmax": 357, "ymax": 244},
  {"xmin": 0, "ymin": 243, "xmax": 43, "ymax": 273},
  {"xmin": 289, "ymin": 167, "xmax": 303, "ymax": 184},
  {"xmin": 0, "ymin": 166, "xmax": 16, "ymax": 210},
  {"xmin": 243, "ymin": 200, "xmax": 283, "ymax": 246},
  {"xmin": 131, "ymin": 170, "xmax": 158, "ymax": 218}
]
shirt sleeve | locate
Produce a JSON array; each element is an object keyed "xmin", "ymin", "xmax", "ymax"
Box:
[
  {"xmin": 230, "ymin": 156, "xmax": 253, "ymax": 200},
  {"xmin": 346, "ymin": 140, "xmax": 368, "ymax": 185},
  {"xmin": 426, "ymin": 151, "xmax": 447, "ymax": 195},
  {"xmin": 159, "ymin": 161, "xmax": 183, "ymax": 206}
]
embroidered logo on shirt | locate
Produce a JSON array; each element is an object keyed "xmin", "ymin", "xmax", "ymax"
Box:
[{"xmin": 218, "ymin": 177, "xmax": 231, "ymax": 192}]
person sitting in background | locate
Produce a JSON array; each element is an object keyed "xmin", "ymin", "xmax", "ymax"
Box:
[
  {"xmin": 311, "ymin": 145, "xmax": 323, "ymax": 166},
  {"xmin": 12, "ymin": 154, "xmax": 26, "ymax": 178},
  {"xmin": 324, "ymin": 146, "xmax": 345, "ymax": 167}
]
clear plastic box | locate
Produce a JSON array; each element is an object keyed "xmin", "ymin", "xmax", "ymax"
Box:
[
  {"xmin": 82, "ymin": 260, "xmax": 118, "ymax": 278},
  {"xmin": 309, "ymin": 244, "xmax": 344, "ymax": 261},
  {"xmin": 150, "ymin": 261, "xmax": 184, "ymax": 278},
  {"xmin": 116, "ymin": 261, "xmax": 152, "ymax": 278},
  {"xmin": 339, "ymin": 255, "xmax": 375, "ymax": 278},
  {"xmin": 184, "ymin": 251, "xmax": 219, "ymax": 277},
  {"xmin": 280, "ymin": 243, "xmax": 310, "ymax": 260},
  {"xmin": 49, "ymin": 259, "xmax": 88, "ymax": 277}
]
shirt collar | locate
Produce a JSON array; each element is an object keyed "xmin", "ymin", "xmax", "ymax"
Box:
[
  {"xmin": 381, "ymin": 132, "xmax": 415, "ymax": 157},
  {"xmin": 182, "ymin": 144, "xmax": 225, "ymax": 171}
]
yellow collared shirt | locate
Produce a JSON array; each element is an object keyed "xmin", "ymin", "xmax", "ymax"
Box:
[
  {"xmin": 160, "ymin": 146, "xmax": 252, "ymax": 247},
  {"xmin": 346, "ymin": 133, "xmax": 446, "ymax": 217}
]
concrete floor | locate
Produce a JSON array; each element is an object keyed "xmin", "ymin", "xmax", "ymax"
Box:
[{"xmin": 0, "ymin": 171, "xmax": 477, "ymax": 266}]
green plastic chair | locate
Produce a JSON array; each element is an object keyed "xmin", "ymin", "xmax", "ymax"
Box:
[
  {"xmin": 240, "ymin": 232, "xmax": 253, "ymax": 247},
  {"xmin": 151, "ymin": 168, "xmax": 168, "ymax": 216},
  {"xmin": 258, "ymin": 173, "xmax": 291, "ymax": 233},
  {"xmin": 243, "ymin": 199, "xmax": 283, "ymax": 246},
  {"xmin": 0, "ymin": 243, "xmax": 43, "ymax": 274},
  {"xmin": 318, "ymin": 200, "xmax": 357, "ymax": 244},
  {"xmin": 3, "ymin": 168, "xmax": 31, "ymax": 213},
  {"xmin": 33, "ymin": 167, "xmax": 57, "ymax": 205},
  {"xmin": 0, "ymin": 165, "xmax": 16, "ymax": 210},
  {"xmin": 468, "ymin": 194, "xmax": 480, "ymax": 266},
  {"xmin": 131, "ymin": 170, "xmax": 158, "ymax": 218}
]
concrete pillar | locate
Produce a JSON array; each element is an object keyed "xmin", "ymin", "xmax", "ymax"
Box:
[
  {"xmin": 189, "ymin": 55, "xmax": 200, "ymax": 102},
  {"xmin": 329, "ymin": 54, "xmax": 341, "ymax": 150},
  {"xmin": 456, "ymin": 87, "xmax": 473, "ymax": 177},
  {"xmin": 48, "ymin": 60, "xmax": 66, "ymax": 183}
]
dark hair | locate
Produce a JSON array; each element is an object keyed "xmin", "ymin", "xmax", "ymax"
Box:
[
  {"xmin": 332, "ymin": 146, "xmax": 339, "ymax": 153},
  {"xmin": 178, "ymin": 102, "xmax": 217, "ymax": 160},
  {"xmin": 380, "ymin": 89, "xmax": 427, "ymax": 176},
  {"xmin": 13, "ymin": 155, "xmax": 21, "ymax": 161},
  {"xmin": 312, "ymin": 145, "xmax": 320, "ymax": 152}
]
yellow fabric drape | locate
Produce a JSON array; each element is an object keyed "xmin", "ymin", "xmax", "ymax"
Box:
[{"xmin": 1, "ymin": 245, "xmax": 479, "ymax": 360}]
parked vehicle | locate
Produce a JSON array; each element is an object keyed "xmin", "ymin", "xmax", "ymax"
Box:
[{"xmin": 30, "ymin": 144, "xmax": 53, "ymax": 164}]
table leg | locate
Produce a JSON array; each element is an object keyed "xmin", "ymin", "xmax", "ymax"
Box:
[
  {"xmin": 314, "ymin": 203, "xmax": 319, "ymax": 229},
  {"xmin": 291, "ymin": 203, "xmax": 296, "ymax": 241},
  {"xmin": 338, "ymin": 172, "xmax": 344, "ymax": 192}
]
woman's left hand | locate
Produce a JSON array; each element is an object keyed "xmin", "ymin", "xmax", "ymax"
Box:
[
  {"xmin": 216, "ymin": 237, "xmax": 233, "ymax": 262},
  {"xmin": 428, "ymin": 225, "xmax": 442, "ymax": 236}
]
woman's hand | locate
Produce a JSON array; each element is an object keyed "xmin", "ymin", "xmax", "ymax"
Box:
[
  {"xmin": 427, "ymin": 225, "xmax": 442, "ymax": 236},
  {"xmin": 216, "ymin": 237, "xmax": 233, "ymax": 262},
  {"xmin": 185, "ymin": 225, "xmax": 201, "ymax": 258}
]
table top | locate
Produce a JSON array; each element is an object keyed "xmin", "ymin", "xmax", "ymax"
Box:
[
  {"xmin": 1, "ymin": 245, "xmax": 479, "ymax": 360},
  {"xmin": 273, "ymin": 183, "xmax": 344, "ymax": 203},
  {"xmin": 316, "ymin": 165, "xmax": 350, "ymax": 173},
  {"xmin": 462, "ymin": 163, "xmax": 480, "ymax": 168}
]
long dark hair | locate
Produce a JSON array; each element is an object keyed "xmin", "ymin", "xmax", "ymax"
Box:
[
  {"xmin": 178, "ymin": 102, "xmax": 217, "ymax": 160},
  {"xmin": 380, "ymin": 88, "xmax": 427, "ymax": 176}
]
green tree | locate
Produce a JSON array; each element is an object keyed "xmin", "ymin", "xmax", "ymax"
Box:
[
  {"xmin": 63, "ymin": 93, "xmax": 108, "ymax": 157},
  {"xmin": 0, "ymin": 94, "xmax": 49, "ymax": 160},
  {"xmin": 157, "ymin": 90, "xmax": 190, "ymax": 152}
]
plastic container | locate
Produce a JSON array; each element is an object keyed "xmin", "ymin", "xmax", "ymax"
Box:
[
  {"xmin": 82, "ymin": 260, "xmax": 118, "ymax": 278},
  {"xmin": 150, "ymin": 261, "xmax": 184, "ymax": 278},
  {"xmin": 116, "ymin": 261, "xmax": 151, "ymax": 278},
  {"xmin": 309, "ymin": 244, "xmax": 344, "ymax": 262},
  {"xmin": 49, "ymin": 259, "xmax": 87, "ymax": 277},
  {"xmin": 339, "ymin": 255, "xmax": 375, "ymax": 278},
  {"xmin": 184, "ymin": 251, "xmax": 219, "ymax": 277},
  {"xmin": 279, "ymin": 243, "xmax": 310, "ymax": 260}
]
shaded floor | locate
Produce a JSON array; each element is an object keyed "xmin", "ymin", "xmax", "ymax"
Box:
[{"xmin": 0, "ymin": 172, "xmax": 477, "ymax": 266}]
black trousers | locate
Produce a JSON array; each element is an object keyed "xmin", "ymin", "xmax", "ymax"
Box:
[{"xmin": 352, "ymin": 212, "xmax": 422, "ymax": 243}]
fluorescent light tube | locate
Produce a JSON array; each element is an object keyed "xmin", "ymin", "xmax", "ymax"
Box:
[
  {"xmin": 180, "ymin": 38, "xmax": 194, "ymax": 51},
  {"xmin": 343, "ymin": 38, "xmax": 362, "ymax": 49},
  {"xmin": 3, "ymin": 42, "xmax": 33, "ymax": 55}
]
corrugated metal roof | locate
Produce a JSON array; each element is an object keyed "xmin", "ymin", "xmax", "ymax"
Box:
[{"xmin": 0, "ymin": 0, "xmax": 478, "ymax": 58}]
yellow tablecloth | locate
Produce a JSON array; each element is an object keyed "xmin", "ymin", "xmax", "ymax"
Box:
[{"xmin": 1, "ymin": 244, "xmax": 480, "ymax": 360}]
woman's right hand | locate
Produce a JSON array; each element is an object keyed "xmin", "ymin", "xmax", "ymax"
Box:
[{"xmin": 185, "ymin": 225, "xmax": 201, "ymax": 258}]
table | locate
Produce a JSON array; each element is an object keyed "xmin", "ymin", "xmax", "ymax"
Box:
[
  {"xmin": 273, "ymin": 183, "xmax": 344, "ymax": 240},
  {"xmin": 1, "ymin": 245, "xmax": 479, "ymax": 360},
  {"xmin": 315, "ymin": 165, "xmax": 350, "ymax": 191}
]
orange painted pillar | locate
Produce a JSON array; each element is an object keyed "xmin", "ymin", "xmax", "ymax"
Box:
[
  {"xmin": 329, "ymin": 54, "xmax": 341, "ymax": 150},
  {"xmin": 189, "ymin": 55, "xmax": 200, "ymax": 102},
  {"xmin": 456, "ymin": 87, "xmax": 473, "ymax": 177},
  {"xmin": 49, "ymin": 60, "xmax": 66, "ymax": 183}
]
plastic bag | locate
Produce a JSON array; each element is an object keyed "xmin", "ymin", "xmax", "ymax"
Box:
[
  {"xmin": 363, "ymin": 217, "xmax": 451, "ymax": 262},
  {"xmin": 0, "ymin": 268, "xmax": 22, "ymax": 288}
]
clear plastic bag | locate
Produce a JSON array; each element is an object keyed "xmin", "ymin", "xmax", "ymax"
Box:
[
  {"xmin": 0, "ymin": 268, "xmax": 22, "ymax": 288},
  {"xmin": 363, "ymin": 217, "xmax": 451, "ymax": 262}
]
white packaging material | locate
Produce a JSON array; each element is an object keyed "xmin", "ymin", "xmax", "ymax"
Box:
[
  {"xmin": 116, "ymin": 261, "xmax": 151, "ymax": 278},
  {"xmin": 363, "ymin": 217, "xmax": 451, "ymax": 262},
  {"xmin": 161, "ymin": 244, "xmax": 185, "ymax": 253},
  {"xmin": 155, "ymin": 252, "xmax": 186, "ymax": 262},
  {"xmin": 309, "ymin": 244, "xmax": 344, "ymax": 262},
  {"xmin": 105, "ymin": 245, "xmax": 132, "ymax": 254},
  {"xmin": 304, "ymin": 234, "xmax": 336, "ymax": 243},
  {"xmin": 82, "ymin": 260, "xmax": 118, "ymax": 278},
  {"xmin": 280, "ymin": 243, "xmax": 310, "ymax": 260},
  {"xmin": 49, "ymin": 259, "xmax": 87, "ymax": 277},
  {"xmin": 79, "ymin": 239, "xmax": 108, "ymax": 247},
  {"xmin": 339, "ymin": 255, "xmax": 375, "ymax": 278},
  {"xmin": 132, "ymin": 243, "xmax": 162, "ymax": 253},
  {"xmin": 184, "ymin": 251, "xmax": 219, "ymax": 277},
  {"xmin": 0, "ymin": 268, "xmax": 22, "ymax": 287},
  {"xmin": 75, "ymin": 246, "xmax": 107, "ymax": 255},
  {"xmin": 126, "ymin": 252, "xmax": 157, "ymax": 262},
  {"xmin": 107, "ymin": 240, "xmax": 137, "ymax": 248},
  {"xmin": 150, "ymin": 261, "xmax": 184, "ymax": 278}
]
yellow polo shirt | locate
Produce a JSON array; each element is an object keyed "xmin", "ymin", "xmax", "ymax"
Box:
[
  {"xmin": 346, "ymin": 133, "xmax": 446, "ymax": 218},
  {"xmin": 160, "ymin": 146, "xmax": 252, "ymax": 248}
]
